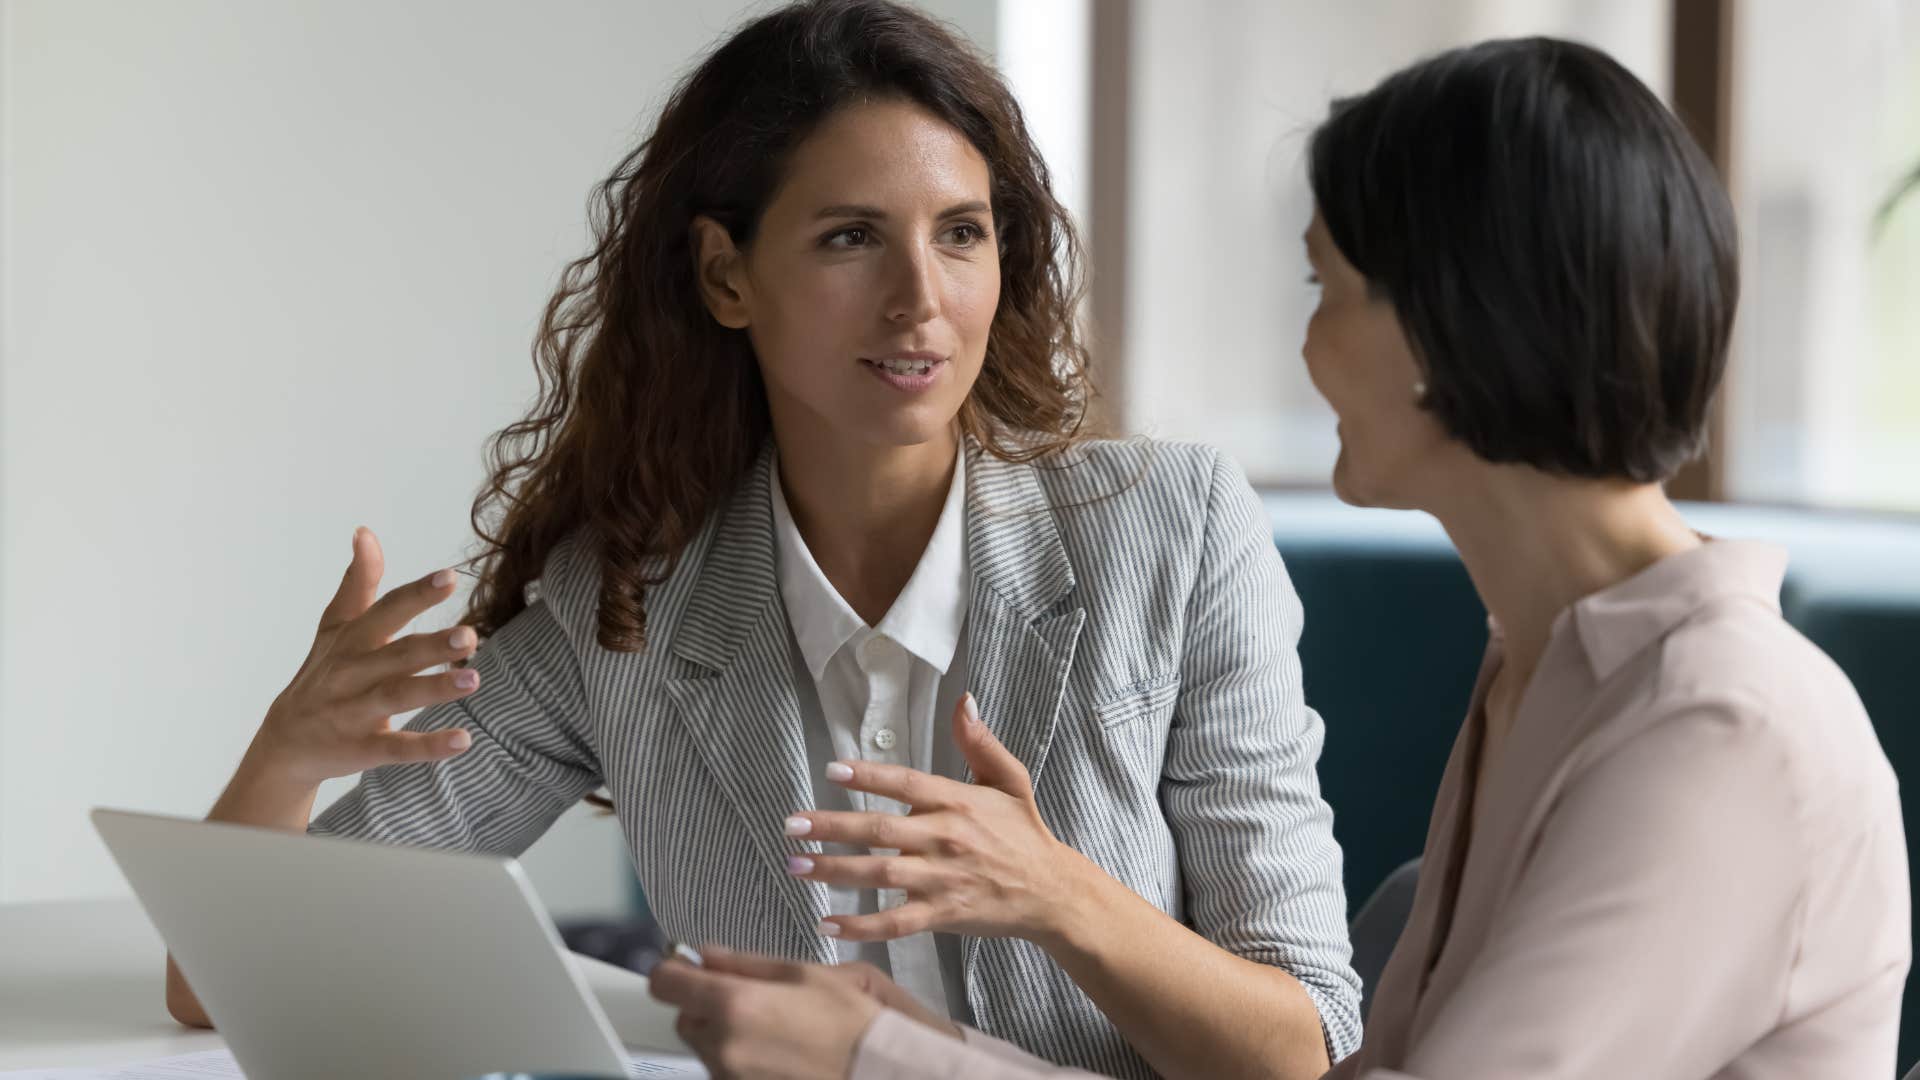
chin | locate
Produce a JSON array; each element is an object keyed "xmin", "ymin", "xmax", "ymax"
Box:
[
  {"xmin": 1331, "ymin": 450, "xmax": 1417, "ymax": 510},
  {"xmin": 859, "ymin": 409, "xmax": 963, "ymax": 449},
  {"xmin": 1329, "ymin": 451, "xmax": 1373, "ymax": 507}
]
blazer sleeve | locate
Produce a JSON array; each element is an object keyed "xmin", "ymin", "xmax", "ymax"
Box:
[
  {"xmin": 1395, "ymin": 703, "xmax": 1813, "ymax": 1078},
  {"xmin": 1159, "ymin": 448, "xmax": 1363, "ymax": 1061},
  {"xmin": 309, "ymin": 597, "xmax": 603, "ymax": 855}
]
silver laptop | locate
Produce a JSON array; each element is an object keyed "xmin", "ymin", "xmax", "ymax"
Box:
[{"xmin": 92, "ymin": 808, "xmax": 663, "ymax": 1080}]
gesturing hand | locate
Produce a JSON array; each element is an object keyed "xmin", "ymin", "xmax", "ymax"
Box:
[
  {"xmin": 252, "ymin": 527, "xmax": 481, "ymax": 786},
  {"xmin": 781, "ymin": 693, "xmax": 1094, "ymax": 947}
]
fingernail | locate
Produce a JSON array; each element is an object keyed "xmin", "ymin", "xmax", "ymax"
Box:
[
  {"xmin": 963, "ymin": 693, "xmax": 981, "ymax": 727},
  {"xmin": 448, "ymin": 730, "xmax": 472, "ymax": 750},
  {"xmin": 815, "ymin": 920, "xmax": 842, "ymax": 938},
  {"xmin": 786, "ymin": 855, "xmax": 815, "ymax": 875},
  {"xmin": 449, "ymin": 626, "xmax": 477, "ymax": 649},
  {"xmin": 431, "ymin": 569, "xmax": 457, "ymax": 588},
  {"xmin": 453, "ymin": 669, "xmax": 479, "ymax": 690},
  {"xmin": 825, "ymin": 761, "xmax": 854, "ymax": 783},
  {"xmin": 783, "ymin": 815, "xmax": 812, "ymax": 837}
]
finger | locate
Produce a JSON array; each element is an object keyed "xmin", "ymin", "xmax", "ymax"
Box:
[
  {"xmin": 338, "ymin": 625, "xmax": 480, "ymax": 693},
  {"xmin": 819, "ymin": 903, "xmax": 939, "ymax": 943},
  {"xmin": 674, "ymin": 1012, "xmax": 721, "ymax": 1068},
  {"xmin": 820, "ymin": 759, "xmax": 969, "ymax": 811},
  {"xmin": 815, "ymin": 960, "xmax": 896, "ymax": 999},
  {"xmin": 341, "ymin": 565, "xmax": 463, "ymax": 651},
  {"xmin": 648, "ymin": 958, "xmax": 741, "ymax": 1016},
  {"xmin": 952, "ymin": 693, "xmax": 1032, "ymax": 798},
  {"xmin": 358, "ymin": 727, "xmax": 472, "ymax": 767},
  {"xmin": 351, "ymin": 668, "xmax": 481, "ymax": 719},
  {"xmin": 787, "ymin": 853, "xmax": 941, "ymax": 893},
  {"xmin": 783, "ymin": 809, "xmax": 942, "ymax": 852},
  {"xmin": 696, "ymin": 946, "xmax": 810, "ymax": 983},
  {"xmin": 319, "ymin": 527, "xmax": 384, "ymax": 631}
]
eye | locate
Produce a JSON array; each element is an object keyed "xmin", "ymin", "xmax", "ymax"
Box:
[
  {"xmin": 823, "ymin": 226, "xmax": 872, "ymax": 250},
  {"xmin": 1305, "ymin": 273, "xmax": 1322, "ymax": 286},
  {"xmin": 943, "ymin": 221, "xmax": 989, "ymax": 248}
]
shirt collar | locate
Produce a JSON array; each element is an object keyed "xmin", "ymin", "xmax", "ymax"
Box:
[
  {"xmin": 769, "ymin": 448, "xmax": 969, "ymax": 681},
  {"xmin": 1568, "ymin": 538, "xmax": 1789, "ymax": 680}
]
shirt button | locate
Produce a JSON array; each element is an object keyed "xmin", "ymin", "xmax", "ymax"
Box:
[{"xmin": 871, "ymin": 727, "xmax": 898, "ymax": 751}]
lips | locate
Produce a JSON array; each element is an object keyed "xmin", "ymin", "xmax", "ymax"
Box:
[
  {"xmin": 860, "ymin": 354, "xmax": 948, "ymax": 393},
  {"xmin": 866, "ymin": 356, "xmax": 940, "ymax": 377}
]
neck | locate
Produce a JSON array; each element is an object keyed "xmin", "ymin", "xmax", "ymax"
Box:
[
  {"xmin": 773, "ymin": 424, "xmax": 961, "ymax": 625},
  {"xmin": 1427, "ymin": 467, "xmax": 1700, "ymax": 676}
]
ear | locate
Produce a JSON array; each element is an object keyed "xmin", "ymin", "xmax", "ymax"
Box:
[{"xmin": 690, "ymin": 215, "xmax": 752, "ymax": 330}]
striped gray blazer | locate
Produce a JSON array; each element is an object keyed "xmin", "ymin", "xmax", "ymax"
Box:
[{"xmin": 312, "ymin": 438, "xmax": 1362, "ymax": 1076}]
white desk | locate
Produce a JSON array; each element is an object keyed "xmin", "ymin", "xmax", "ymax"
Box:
[{"xmin": 0, "ymin": 898, "xmax": 224, "ymax": 1070}]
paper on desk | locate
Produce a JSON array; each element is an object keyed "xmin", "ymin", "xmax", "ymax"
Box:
[{"xmin": 0, "ymin": 1047, "xmax": 706, "ymax": 1078}]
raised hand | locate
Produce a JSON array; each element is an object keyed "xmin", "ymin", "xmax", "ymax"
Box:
[{"xmin": 250, "ymin": 527, "xmax": 480, "ymax": 786}]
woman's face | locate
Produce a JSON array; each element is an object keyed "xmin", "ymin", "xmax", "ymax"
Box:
[
  {"xmin": 695, "ymin": 99, "xmax": 999, "ymax": 455},
  {"xmin": 1301, "ymin": 211, "xmax": 1457, "ymax": 508}
]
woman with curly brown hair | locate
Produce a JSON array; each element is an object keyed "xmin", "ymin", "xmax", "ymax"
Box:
[{"xmin": 159, "ymin": 2, "xmax": 1361, "ymax": 1075}]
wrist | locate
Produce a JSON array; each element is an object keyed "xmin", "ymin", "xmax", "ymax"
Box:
[
  {"xmin": 238, "ymin": 731, "xmax": 310, "ymax": 789},
  {"xmin": 1029, "ymin": 844, "xmax": 1122, "ymax": 956},
  {"xmin": 211, "ymin": 737, "xmax": 321, "ymax": 829}
]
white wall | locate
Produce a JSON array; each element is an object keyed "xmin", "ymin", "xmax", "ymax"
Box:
[
  {"xmin": 1122, "ymin": 0, "xmax": 1669, "ymax": 484},
  {"xmin": 0, "ymin": 0, "xmax": 997, "ymax": 913}
]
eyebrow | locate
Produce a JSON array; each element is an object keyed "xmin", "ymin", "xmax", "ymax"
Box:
[{"xmin": 813, "ymin": 200, "xmax": 991, "ymax": 221}]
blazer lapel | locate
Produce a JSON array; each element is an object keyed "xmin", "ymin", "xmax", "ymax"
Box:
[
  {"xmin": 961, "ymin": 443, "xmax": 1086, "ymax": 790},
  {"xmin": 959, "ymin": 444, "xmax": 1087, "ymax": 1026},
  {"xmin": 661, "ymin": 448, "xmax": 835, "ymax": 961}
]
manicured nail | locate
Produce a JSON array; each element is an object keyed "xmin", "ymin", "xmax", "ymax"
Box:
[
  {"xmin": 815, "ymin": 920, "xmax": 842, "ymax": 938},
  {"xmin": 448, "ymin": 730, "xmax": 472, "ymax": 751},
  {"xmin": 962, "ymin": 693, "xmax": 981, "ymax": 727},
  {"xmin": 449, "ymin": 627, "xmax": 477, "ymax": 650},
  {"xmin": 825, "ymin": 761, "xmax": 854, "ymax": 783},
  {"xmin": 431, "ymin": 569, "xmax": 457, "ymax": 588},
  {"xmin": 453, "ymin": 669, "xmax": 479, "ymax": 690},
  {"xmin": 786, "ymin": 855, "xmax": 815, "ymax": 875},
  {"xmin": 784, "ymin": 815, "xmax": 812, "ymax": 837}
]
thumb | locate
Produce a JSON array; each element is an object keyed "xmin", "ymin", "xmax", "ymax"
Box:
[
  {"xmin": 319, "ymin": 527, "xmax": 384, "ymax": 630},
  {"xmin": 953, "ymin": 693, "xmax": 1030, "ymax": 797}
]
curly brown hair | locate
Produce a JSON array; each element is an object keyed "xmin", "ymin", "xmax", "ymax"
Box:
[{"xmin": 460, "ymin": 0, "xmax": 1096, "ymax": 652}]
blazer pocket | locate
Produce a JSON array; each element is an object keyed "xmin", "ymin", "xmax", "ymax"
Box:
[{"xmin": 1093, "ymin": 676, "xmax": 1180, "ymax": 731}]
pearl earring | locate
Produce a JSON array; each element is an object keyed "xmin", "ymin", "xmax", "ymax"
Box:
[{"xmin": 1413, "ymin": 380, "xmax": 1428, "ymax": 401}]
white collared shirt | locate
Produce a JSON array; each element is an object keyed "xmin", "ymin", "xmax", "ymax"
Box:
[{"xmin": 770, "ymin": 448, "xmax": 972, "ymax": 1020}]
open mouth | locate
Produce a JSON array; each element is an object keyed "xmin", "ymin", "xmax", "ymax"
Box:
[
  {"xmin": 863, "ymin": 356, "xmax": 943, "ymax": 377},
  {"xmin": 860, "ymin": 355, "xmax": 948, "ymax": 391}
]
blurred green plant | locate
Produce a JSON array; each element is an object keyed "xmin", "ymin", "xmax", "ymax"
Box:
[{"xmin": 1876, "ymin": 160, "xmax": 1920, "ymax": 234}]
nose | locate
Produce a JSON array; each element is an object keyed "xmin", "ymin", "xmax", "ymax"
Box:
[{"xmin": 884, "ymin": 242, "xmax": 940, "ymax": 326}]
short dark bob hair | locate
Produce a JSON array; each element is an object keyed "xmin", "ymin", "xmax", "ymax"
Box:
[{"xmin": 1309, "ymin": 37, "xmax": 1738, "ymax": 483}]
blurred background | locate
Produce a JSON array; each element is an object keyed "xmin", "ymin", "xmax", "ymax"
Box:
[{"xmin": 2, "ymin": 0, "xmax": 1915, "ymax": 939}]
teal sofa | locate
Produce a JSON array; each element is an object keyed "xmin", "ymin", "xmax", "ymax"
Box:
[{"xmin": 1269, "ymin": 492, "xmax": 1920, "ymax": 1066}]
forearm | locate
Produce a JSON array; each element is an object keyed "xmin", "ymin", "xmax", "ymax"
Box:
[
  {"xmin": 169, "ymin": 740, "xmax": 321, "ymax": 1028},
  {"xmin": 206, "ymin": 738, "xmax": 320, "ymax": 831},
  {"xmin": 1037, "ymin": 852, "xmax": 1331, "ymax": 1080}
]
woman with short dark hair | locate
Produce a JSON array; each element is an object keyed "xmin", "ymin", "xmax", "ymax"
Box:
[{"xmin": 655, "ymin": 35, "xmax": 1909, "ymax": 1080}]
